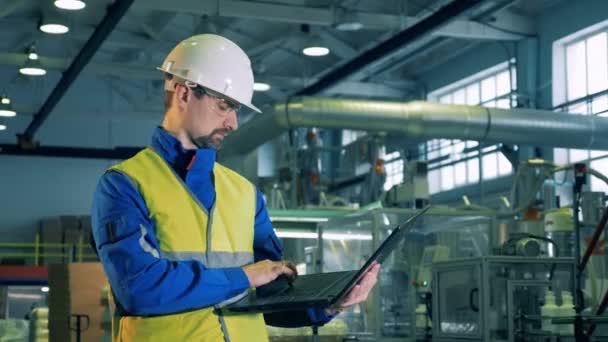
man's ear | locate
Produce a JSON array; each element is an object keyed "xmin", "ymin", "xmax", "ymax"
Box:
[{"xmin": 175, "ymin": 84, "xmax": 190, "ymax": 109}]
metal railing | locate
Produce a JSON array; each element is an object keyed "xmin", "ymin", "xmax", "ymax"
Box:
[{"xmin": 0, "ymin": 233, "xmax": 98, "ymax": 265}]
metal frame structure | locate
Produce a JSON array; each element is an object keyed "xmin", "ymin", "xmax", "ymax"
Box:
[
  {"xmin": 432, "ymin": 256, "xmax": 576, "ymax": 342},
  {"xmin": 20, "ymin": 0, "xmax": 135, "ymax": 143}
]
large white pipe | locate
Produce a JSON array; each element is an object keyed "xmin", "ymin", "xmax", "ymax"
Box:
[{"xmin": 221, "ymin": 97, "xmax": 608, "ymax": 156}]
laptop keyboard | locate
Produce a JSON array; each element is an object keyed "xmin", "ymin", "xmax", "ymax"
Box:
[
  {"xmin": 292, "ymin": 271, "xmax": 353, "ymax": 295},
  {"xmin": 254, "ymin": 271, "xmax": 356, "ymax": 304}
]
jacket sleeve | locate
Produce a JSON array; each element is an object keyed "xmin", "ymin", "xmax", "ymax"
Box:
[
  {"xmin": 91, "ymin": 171, "xmax": 251, "ymax": 316},
  {"xmin": 253, "ymin": 190, "xmax": 335, "ymax": 327},
  {"xmin": 253, "ymin": 189, "xmax": 284, "ymax": 262}
]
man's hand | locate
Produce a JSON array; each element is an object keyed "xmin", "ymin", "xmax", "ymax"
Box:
[
  {"xmin": 326, "ymin": 263, "xmax": 380, "ymax": 315},
  {"xmin": 242, "ymin": 260, "xmax": 297, "ymax": 287}
]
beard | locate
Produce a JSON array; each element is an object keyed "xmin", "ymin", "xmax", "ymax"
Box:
[{"xmin": 190, "ymin": 128, "xmax": 229, "ymax": 149}]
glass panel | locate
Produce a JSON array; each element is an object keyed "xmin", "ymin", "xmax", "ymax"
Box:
[
  {"xmin": 496, "ymin": 99, "xmax": 510, "ymax": 109},
  {"xmin": 482, "ymin": 152, "xmax": 498, "ymax": 179},
  {"xmin": 481, "ymin": 76, "xmax": 496, "ymax": 102},
  {"xmin": 554, "ymin": 148, "xmax": 569, "ymax": 164},
  {"xmin": 496, "ymin": 70, "xmax": 511, "ymax": 96},
  {"xmin": 453, "ymin": 140, "xmax": 466, "ymax": 155},
  {"xmin": 440, "ymin": 139, "xmax": 452, "ymax": 148},
  {"xmin": 592, "ymin": 95, "xmax": 608, "ymax": 115},
  {"xmin": 385, "ymin": 151, "xmax": 400, "ymax": 161},
  {"xmin": 453, "ymin": 89, "xmax": 466, "ymax": 105},
  {"xmin": 439, "ymin": 94, "xmax": 452, "ymax": 104},
  {"xmin": 586, "ymin": 32, "xmax": 608, "ymax": 95},
  {"xmin": 468, "ymin": 157, "xmax": 480, "ymax": 183},
  {"xmin": 466, "ymin": 141, "xmax": 479, "ymax": 148},
  {"xmin": 454, "ymin": 162, "xmax": 466, "ymax": 185},
  {"xmin": 569, "ymin": 102, "xmax": 589, "ymax": 114},
  {"xmin": 511, "ymin": 66, "xmax": 517, "ymax": 90},
  {"xmin": 566, "ymin": 40, "xmax": 587, "ymax": 101},
  {"xmin": 569, "ymin": 149, "xmax": 589, "ymax": 162},
  {"xmin": 429, "ymin": 169, "xmax": 441, "ymax": 194},
  {"xmin": 440, "ymin": 143, "xmax": 452, "ymax": 156},
  {"xmin": 482, "ymin": 100, "xmax": 497, "ymax": 108},
  {"xmin": 441, "ymin": 165, "xmax": 454, "ymax": 191},
  {"xmin": 590, "ymin": 149, "xmax": 608, "ymax": 158},
  {"xmin": 591, "ymin": 158, "xmax": 608, "ymax": 192},
  {"xmin": 466, "ymin": 83, "xmax": 480, "ymax": 105},
  {"xmin": 384, "ymin": 160, "xmax": 404, "ymax": 190},
  {"xmin": 497, "ymin": 152, "xmax": 512, "ymax": 175},
  {"xmin": 437, "ymin": 266, "xmax": 481, "ymax": 336}
]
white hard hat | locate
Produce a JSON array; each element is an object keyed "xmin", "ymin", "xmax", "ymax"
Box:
[{"xmin": 158, "ymin": 34, "xmax": 260, "ymax": 113}]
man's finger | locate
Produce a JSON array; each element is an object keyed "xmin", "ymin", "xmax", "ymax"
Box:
[
  {"xmin": 340, "ymin": 285, "xmax": 362, "ymax": 307},
  {"xmin": 280, "ymin": 261, "xmax": 297, "ymax": 280},
  {"xmin": 285, "ymin": 261, "xmax": 298, "ymax": 276},
  {"xmin": 357, "ymin": 265, "xmax": 380, "ymax": 290}
]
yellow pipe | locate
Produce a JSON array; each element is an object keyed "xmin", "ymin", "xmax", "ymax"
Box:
[
  {"xmin": 35, "ymin": 233, "xmax": 40, "ymax": 266},
  {"xmin": 78, "ymin": 235, "xmax": 84, "ymax": 262}
]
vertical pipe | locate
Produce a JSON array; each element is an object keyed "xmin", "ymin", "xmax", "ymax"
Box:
[{"xmin": 34, "ymin": 233, "xmax": 40, "ymax": 266}]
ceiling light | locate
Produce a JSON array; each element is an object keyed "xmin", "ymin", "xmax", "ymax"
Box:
[
  {"xmin": 302, "ymin": 46, "xmax": 330, "ymax": 57},
  {"xmin": 300, "ymin": 24, "xmax": 330, "ymax": 57},
  {"xmin": 41, "ymin": 286, "xmax": 50, "ymax": 293},
  {"xmin": 335, "ymin": 22, "xmax": 363, "ymax": 31},
  {"xmin": 253, "ymin": 82, "xmax": 271, "ymax": 92},
  {"xmin": 40, "ymin": 23, "xmax": 69, "ymax": 34},
  {"xmin": 275, "ymin": 231, "xmax": 317, "ymax": 239},
  {"xmin": 19, "ymin": 58, "xmax": 47, "ymax": 76},
  {"xmin": 27, "ymin": 45, "xmax": 39, "ymax": 60},
  {"xmin": 54, "ymin": 0, "xmax": 86, "ymax": 10},
  {"xmin": 274, "ymin": 230, "xmax": 372, "ymax": 240},
  {"xmin": 40, "ymin": 14, "xmax": 70, "ymax": 34},
  {"xmin": 0, "ymin": 95, "xmax": 16, "ymax": 117},
  {"xmin": 0, "ymin": 124, "xmax": 6, "ymax": 131}
]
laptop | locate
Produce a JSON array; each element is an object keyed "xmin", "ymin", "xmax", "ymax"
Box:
[{"xmin": 225, "ymin": 205, "xmax": 431, "ymax": 314}]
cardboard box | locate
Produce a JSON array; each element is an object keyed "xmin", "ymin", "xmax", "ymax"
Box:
[{"xmin": 49, "ymin": 263, "xmax": 107, "ymax": 342}]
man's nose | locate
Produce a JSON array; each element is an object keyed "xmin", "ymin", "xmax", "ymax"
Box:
[{"xmin": 225, "ymin": 110, "xmax": 238, "ymax": 131}]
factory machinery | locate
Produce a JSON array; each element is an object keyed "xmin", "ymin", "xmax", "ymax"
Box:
[{"xmin": 269, "ymin": 158, "xmax": 608, "ymax": 342}]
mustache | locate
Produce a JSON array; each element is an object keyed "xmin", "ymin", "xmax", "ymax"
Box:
[
  {"xmin": 191, "ymin": 129, "xmax": 231, "ymax": 149},
  {"xmin": 209, "ymin": 128, "xmax": 231, "ymax": 137}
]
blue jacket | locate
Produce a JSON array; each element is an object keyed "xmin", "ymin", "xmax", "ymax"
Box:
[{"xmin": 92, "ymin": 127, "xmax": 331, "ymax": 325}]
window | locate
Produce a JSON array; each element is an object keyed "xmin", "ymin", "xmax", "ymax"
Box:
[
  {"xmin": 383, "ymin": 150, "xmax": 404, "ymax": 190},
  {"xmin": 426, "ymin": 61, "xmax": 516, "ymax": 194},
  {"xmin": 554, "ymin": 26, "xmax": 608, "ymax": 192},
  {"xmin": 341, "ymin": 130, "xmax": 367, "ymax": 146}
]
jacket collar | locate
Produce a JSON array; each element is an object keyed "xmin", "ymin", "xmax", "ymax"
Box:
[{"xmin": 151, "ymin": 126, "xmax": 217, "ymax": 173}]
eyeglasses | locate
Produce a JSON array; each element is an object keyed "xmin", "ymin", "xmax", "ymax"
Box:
[{"xmin": 183, "ymin": 81, "xmax": 241, "ymax": 116}]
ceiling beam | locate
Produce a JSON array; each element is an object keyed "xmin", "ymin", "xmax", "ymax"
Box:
[
  {"xmin": 324, "ymin": 81, "xmax": 405, "ymax": 98},
  {"xmin": 13, "ymin": 105, "xmax": 163, "ymax": 120},
  {"xmin": 133, "ymin": 0, "xmax": 529, "ymax": 40},
  {"xmin": 21, "ymin": 0, "xmax": 135, "ymax": 142},
  {"xmin": 0, "ymin": 53, "xmax": 417, "ymax": 95},
  {"xmin": 434, "ymin": 19, "xmax": 524, "ymax": 40},
  {"xmin": 0, "ymin": 18, "xmax": 168, "ymax": 51},
  {"xmin": 316, "ymin": 29, "xmax": 358, "ymax": 59},
  {"xmin": 295, "ymin": 0, "xmax": 487, "ymax": 96},
  {"xmin": 0, "ymin": 143, "xmax": 142, "ymax": 160},
  {"xmin": 0, "ymin": 0, "xmax": 27, "ymax": 20}
]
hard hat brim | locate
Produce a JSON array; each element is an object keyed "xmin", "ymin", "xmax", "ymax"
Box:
[{"xmin": 158, "ymin": 68, "xmax": 261, "ymax": 114}]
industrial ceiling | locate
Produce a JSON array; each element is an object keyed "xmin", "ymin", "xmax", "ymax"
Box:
[{"xmin": 0, "ymin": 0, "xmax": 560, "ymax": 156}]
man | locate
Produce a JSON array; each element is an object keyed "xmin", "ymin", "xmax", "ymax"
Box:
[{"xmin": 92, "ymin": 34, "xmax": 380, "ymax": 342}]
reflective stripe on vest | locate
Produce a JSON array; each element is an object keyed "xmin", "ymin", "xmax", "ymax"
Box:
[
  {"xmin": 161, "ymin": 251, "xmax": 254, "ymax": 268},
  {"xmin": 109, "ymin": 147, "xmax": 268, "ymax": 342}
]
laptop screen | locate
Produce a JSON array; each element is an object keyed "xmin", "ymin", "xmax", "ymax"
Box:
[{"xmin": 332, "ymin": 205, "xmax": 431, "ymax": 303}]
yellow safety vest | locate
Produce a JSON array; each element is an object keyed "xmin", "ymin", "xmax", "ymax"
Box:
[{"xmin": 109, "ymin": 147, "xmax": 268, "ymax": 342}]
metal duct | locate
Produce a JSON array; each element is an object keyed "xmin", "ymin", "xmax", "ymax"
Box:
[{"xmin": 221, "ymin": 97, "xmax": 608, "ymax": 156}]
